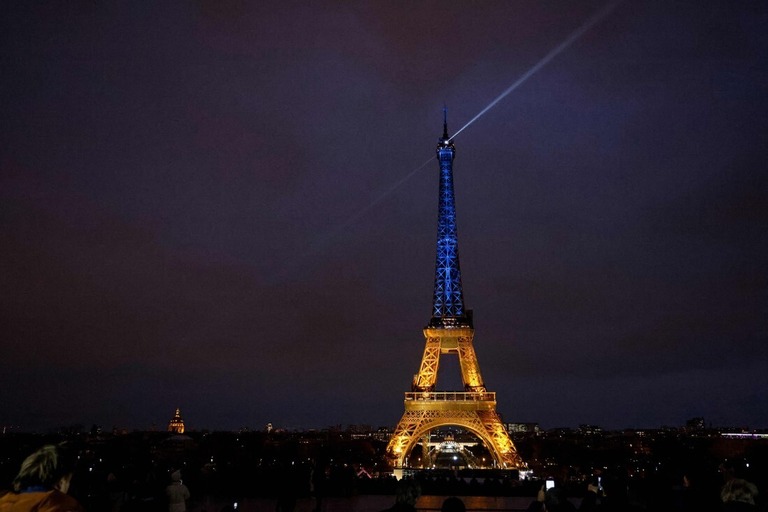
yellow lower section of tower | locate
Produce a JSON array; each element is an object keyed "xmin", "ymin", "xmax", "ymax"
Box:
[
  {"xmin": 386, "ymin": 393, "xmax": 524, "ymax": 469},
  {"xmin": 388, "ymin": 326, "xmax": 525, "ymax": 469}
]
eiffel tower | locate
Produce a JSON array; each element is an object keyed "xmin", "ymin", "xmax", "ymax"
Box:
[{"xmin": 385, "ymin": 111, "xmax": 525, "ymax": 469}]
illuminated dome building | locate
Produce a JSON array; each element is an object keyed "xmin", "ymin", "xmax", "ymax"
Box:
[{"xmin": 167, "ymin": 408, "xmax": 185, "ymax": 434}]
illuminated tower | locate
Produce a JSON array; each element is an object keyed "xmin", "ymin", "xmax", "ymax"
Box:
[
  {"xmin": 385, "ymin": 112, "xmax": 524, "ymax": 469},
  {"xmin": 168, "ymin": 408, "xmax": 185, "ymax": 434}
]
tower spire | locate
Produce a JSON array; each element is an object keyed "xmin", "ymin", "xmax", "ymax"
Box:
[
  {"xmin": 442, "ymin": 104, "xmax": 449, "ymax": 139},
  {"xmin": 431, "ymin": 109, "xmax": 468, "ymax": 328}
]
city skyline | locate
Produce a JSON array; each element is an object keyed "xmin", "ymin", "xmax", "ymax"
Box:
[
  {"xmin": 4, "ymin": 406, "xmax": 761, "ymax": 434},
  {"xmin": 1, "ymin": 2, "xmax": 766, "ymax": 432}
]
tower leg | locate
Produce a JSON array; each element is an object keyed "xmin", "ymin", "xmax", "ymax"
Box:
[
  {"xmin": 413, "ymin": 336, "xmax": 441, "ymax": 391},
  {"xmin": 457, "ymin": 335, "xmax": 486, "ymax": 392}
]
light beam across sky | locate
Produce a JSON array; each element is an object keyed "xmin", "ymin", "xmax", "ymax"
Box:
[
  {"xmin": 452, "ymin": 0, "xmax": 624, "ymax": 139},
  {"xmin": 316, "ymin": 0, "xmax": 624, "ymax": 252}
]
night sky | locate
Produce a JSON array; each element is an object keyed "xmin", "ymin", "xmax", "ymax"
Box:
[{"xmin": 2, "ymin": 1, "xmax": 767, "ymax": 433}]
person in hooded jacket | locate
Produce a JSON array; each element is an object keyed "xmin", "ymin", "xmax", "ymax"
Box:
[
  {"xmin": 166, "ymin": 470, "xmax": 190, "ymax": 512},
  {"xmin": 0, "ymin": 444, "xmax": 84, "ymax": 512}
]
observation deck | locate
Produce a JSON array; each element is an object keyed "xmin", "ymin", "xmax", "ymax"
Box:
[{"xmin": 404, "ymin": 391, "xmax": 497, "ymax": 412}]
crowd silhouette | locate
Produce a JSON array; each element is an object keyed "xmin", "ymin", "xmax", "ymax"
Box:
[{"xmin": 0, "ymin": 434, "xmax": 765, "ymax": 511}]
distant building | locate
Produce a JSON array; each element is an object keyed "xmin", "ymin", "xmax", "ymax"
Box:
[
  {"xmin": 721, "ymin": 432, "xmax": 768, "ymax": 439},
  {"xmin": 549, "ymin": 427, "xmax": 575, "ymax": 437},
  {"xmin": 347, "ymin": 424, "xmax": 375, "ymax": 439},
  {"xmin": 506, "ymin": 423, "xmax": 541, "ymax": 434},
  {"xmin": 578, "ymin": 424, "xmax": 603, "ymax": 435},
  {"xmin": 168, "ymin": 408, "xmax": 185, "ymax": 434},
  {"xmin": 374, "ymin": 427, "xmax": 393, "ymax": 442},
  {"xmin": 347, "ymin": 424, "xmax": 373, "ymax": 434}
]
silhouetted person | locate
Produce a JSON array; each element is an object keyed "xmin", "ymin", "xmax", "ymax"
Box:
[
  {"xmin": 166, "ymin": 470, "xmax": 190, "ymax": 512},
  {"xmin": 672, "ymin": 468, "xmax": 720, "ymax": 512},
  {"xmin": 380, "ymin": 478, "xmax": 421, "ymax": 512},
  {"xmin": 310, "ymin": 460, "xmax": 328, "ymax": 512},
  {"xmin": 441, "ymin": 496, "xmax": 466, "ymax": 512},
  {"xmin": 720, "ymin": 459, "xmax": 758, "ymax": 511},
  {"xmin": 275, "ymin": 463, "xmax": 299, "ymax": 512},
  {"xmin": 545, "ymin": 486, "xmax": 577, "ymax": 512},
  {"xmin": 106, "ymin": 471, "xmax": 127, "ymax": 512},
  {"xmin": 527, "ymin": 484, "xmax": 547, "ymax": 512},
  {"xmin": 598, "ymin": 474, "xmax": 640, "ymax": 512},
  {"xmin": 578, "ymin": 482, "xmax": 601, "ymax": 511},
  {"xmin": 0, "ymin": 444, "xmax": 84, "ymax": 511}
]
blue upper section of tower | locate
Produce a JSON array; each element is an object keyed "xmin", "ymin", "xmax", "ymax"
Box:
[{"xmin": 429, "ymin": 112, "xmax": 471, "ymax": 328}]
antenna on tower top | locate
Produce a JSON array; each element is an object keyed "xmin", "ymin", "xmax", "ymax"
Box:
[{"xmin": 442, "ymin": 104, "xmax": 449, "ymax": 139}]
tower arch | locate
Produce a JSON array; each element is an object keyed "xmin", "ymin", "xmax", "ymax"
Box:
[{"xmin": 389, "ymin": 413, "xmax": 518, "ymax": 469}]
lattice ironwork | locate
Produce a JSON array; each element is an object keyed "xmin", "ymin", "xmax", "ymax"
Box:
[
  {"xmin": 457, "ymin": 336, "xmax": 485, "ymax": 392},
  {"xmin": 385, "ymin": 117, "xmax": 525, "ymax": 470},
  {"xmin": 412, "ymin": 336, "xmax": 441, "ymax": 391},
  {"xmin": 386, "ymin": 406, "xmax": 524, "ymax": 469},
  {"xmin": 430, "ymin": 113, "xmax": 466, "ymax": 327}
]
